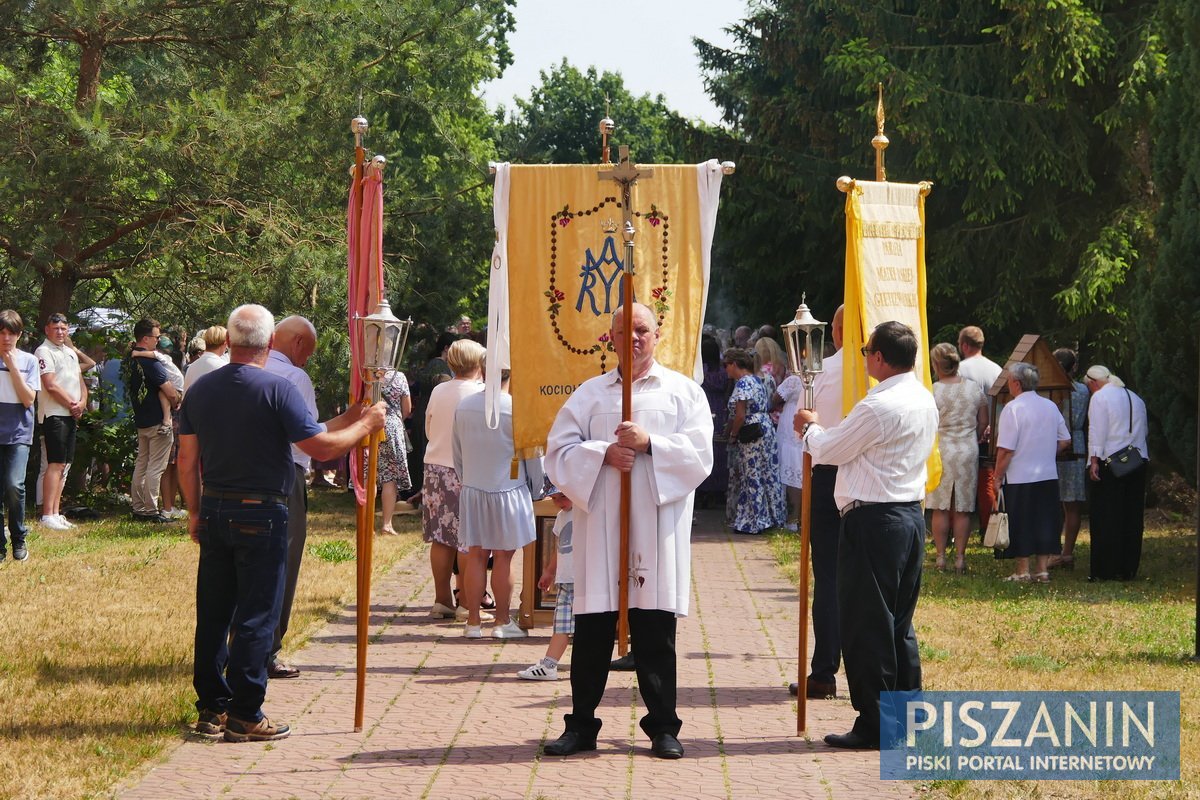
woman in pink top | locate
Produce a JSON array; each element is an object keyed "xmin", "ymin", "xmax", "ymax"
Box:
[{"xmin": 422, "ymin": 339, "xmax": 485, "ymax": 618}]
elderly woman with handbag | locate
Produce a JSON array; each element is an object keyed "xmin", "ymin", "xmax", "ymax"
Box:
[
  {"xmin": 723, "ymin": 348, "xmax": 786, "ymax": 535},
  {"xmin": 992, "ymin": 363, "xmax": 1072, "ymax": 583}
]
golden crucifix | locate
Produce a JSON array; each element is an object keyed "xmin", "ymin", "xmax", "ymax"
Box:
[{"xmin": 598, "ymin": 144, "xmax": 653, "ymax": 656}]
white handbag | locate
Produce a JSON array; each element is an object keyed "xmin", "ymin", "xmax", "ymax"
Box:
[{"xmin": 983, "ymin": 489, "xmax": 1010, "ymax": 550}]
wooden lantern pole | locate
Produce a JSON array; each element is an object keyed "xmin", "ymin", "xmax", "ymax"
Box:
[
  {"xmin": 350, "ymin": 126, "xmax": 386, "ymax": 732},
  {"xmin": 798, "ymin": 446, "xmax": 813, "ymax": 735}
]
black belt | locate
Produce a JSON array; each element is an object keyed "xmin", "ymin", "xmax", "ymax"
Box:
[
  {"xmin": 839, "ymin": 499, "xmax": 919, "ymax": 518},
  {"xmin": 839, "ymin": 499, "xmax": 882, "ymax": 518},
  {"xmin": 203, "ymin": 489, "xmax": 287, "ymax": 505}
]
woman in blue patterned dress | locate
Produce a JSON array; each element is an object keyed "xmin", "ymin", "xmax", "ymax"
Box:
[
  {"xmin": 723, "ymin": 348, "xmax": 787, "ymax": 534},
  {"xmin": 376, "ymin": 369, "xmax": 413, "ymax": 535}
]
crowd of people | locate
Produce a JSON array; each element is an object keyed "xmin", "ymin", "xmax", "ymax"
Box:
[{"xmin": 3, "ymin": 301, "xmax": 1153, "ymax": 755}]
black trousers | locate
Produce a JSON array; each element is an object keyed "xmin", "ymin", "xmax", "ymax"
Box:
[
  {"xmin": 809, "ymin": 465, "xmax": 841, "ymax": 683},
  {"xmin": 837, "ymin": 501, "xmax": 923, "ymax": 744},
  {"xmin": 1088, "ymin": 462, "xmax": 1146, "ymax": 580},
  {"xmin": 566, "ymin": 609, "xmax": 679, "ymax": 740},
  {"xmin": 271, "ymin": 464, "xmax": 308, "ymax": 658}
]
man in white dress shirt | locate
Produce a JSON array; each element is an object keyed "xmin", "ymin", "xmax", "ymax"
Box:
[
  {"xmin": 795, "ymin": 321, "xmax": 938, "ymax": 749},
  {"xmin": 544, "ymin": 303, "xmax": 713, "ymax": 760},
  {"xmin": 263, "ymin": 315, "xmax": 319, "ymax": 679},
  {"xmin": 788, "ymin": 304, "xmax": 845, "ymax": 701},
  {"xmin": 957, "ymin": 325, "xmax": 1003, "ymax": 538},
  {"xmin": 1084, "ymin": 365, "xmax": 1149, "ymax": 581}
]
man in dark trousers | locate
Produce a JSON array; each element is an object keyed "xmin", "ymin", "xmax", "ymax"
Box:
[
  {"xmin": 795, "ymin": 321, "xmax": 938, "ymax": 749},
  {"xmin": 263, "ymin": 315, "xmax": 319, "ymax": 679},
  {"xmin": 179, "ymin": 304, "xmax": 385, "ymax": 742},
  {"xmin": 543, "ymin": 303, "xmax": 713, "ymax": 760}
]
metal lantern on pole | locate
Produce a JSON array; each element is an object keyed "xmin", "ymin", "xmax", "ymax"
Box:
[
  {"xmin": 782, "ymin": 294, "xmax": 826, "ymax": 736},
  {"xmin": 783, "ymin": 295, "xmax": 826, "ymax": 390},
  {"xmin": 354, "ymin": 298, "xmax": 413, "ymax": 396}
]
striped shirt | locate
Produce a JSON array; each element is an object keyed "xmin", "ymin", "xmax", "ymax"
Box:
[{"xmin": 803, "ymin": 370, "xmax": 939, "ymax": 512}]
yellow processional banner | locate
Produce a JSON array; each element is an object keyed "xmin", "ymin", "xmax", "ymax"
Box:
[
  {"xmin": 841, "ymin": 180, "xmax": 941, "ymax": 489},
  {"xmin": 488, "ymin": 163, "xmax": 725, "ymax": 451}
]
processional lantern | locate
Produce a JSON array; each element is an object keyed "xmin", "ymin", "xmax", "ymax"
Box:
[
  {"xmin": 355, "ymin": 298, "xmax": 413, "ymax": 386},
  {"xmin": 783, "ymin": 294, "xmax": 826, "ymax": 388},
  {"xmin": 783, "ymin": 292, "xmax": 825, "ymax": 739}
]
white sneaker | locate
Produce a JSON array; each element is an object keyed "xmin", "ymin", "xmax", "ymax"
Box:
[
  {"xmin": 40, "ymin": 515, "xmax": 70, "ymax": 531},
  {"xmin": 492, "ymin": 620, "xmax": 528, "ymax": 639},
  {"xmin": 463, "ymin": 624, "xmax": 483, "ymax": 639},
  {"xmin": 54, "ymin": 515, "xmax": 76, "ymax": 528},
  {"xmin": 456, "ymin": 606, "xmax": 494, "ymax": 623},
  {"xmin": 429, "ymin": 602, "xmax": 457, "ymax": 619},
  {"xmin": 165, "ymin": 509, "xmax": 188, "ymax": 520},
  {"xmin": 517, "ymin": 662, "xmax": 558, "ymax": 681}
]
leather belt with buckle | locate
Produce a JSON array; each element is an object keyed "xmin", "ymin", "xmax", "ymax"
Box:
[
  {"xmin": 839, "ymin": 499, "xmax": 883, "ymax": 518},
  {"xmin": 203, "ymin": 489, "xmax": 287, "ymax": 505}
]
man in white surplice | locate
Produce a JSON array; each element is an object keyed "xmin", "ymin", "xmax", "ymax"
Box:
[{"xmin": 543, "ymin": 303, "xmax": 713, "ymax": 760}]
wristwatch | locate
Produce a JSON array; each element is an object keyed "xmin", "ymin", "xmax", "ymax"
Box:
[{"xmin": 800, "ymin": 422, "xmax": 815, "ymax": 439}]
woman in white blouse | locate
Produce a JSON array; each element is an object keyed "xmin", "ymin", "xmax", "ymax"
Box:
[
  {"xmin": 992, "ymin": 363, "xmax": 1071, "ymax": 583},
  {"xmin": 422, "ymin": 339, "xmax": 486, "ymax": 618}
]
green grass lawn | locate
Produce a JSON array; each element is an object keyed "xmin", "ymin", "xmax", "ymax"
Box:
[
  {"xmin": 0, "ymin": 490, "xmax": 418, "ymax": 800},
  {"xmin": 770, "ymin": 510, "xmax": 1200, "ymax": 799}
]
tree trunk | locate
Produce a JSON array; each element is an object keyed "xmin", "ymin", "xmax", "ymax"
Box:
[{"xmin": 39, "ymin": 270, "xmax": 78, "ymax": 328}]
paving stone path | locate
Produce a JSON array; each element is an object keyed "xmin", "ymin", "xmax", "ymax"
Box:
[{"xmin": 119, "ymin": 509, "xmax": 916, "ymax": 800}]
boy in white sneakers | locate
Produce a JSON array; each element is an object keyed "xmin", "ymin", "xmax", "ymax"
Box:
[{"xmin": 518, "ymin": 489, "xmax": 573, "ymax": 680}]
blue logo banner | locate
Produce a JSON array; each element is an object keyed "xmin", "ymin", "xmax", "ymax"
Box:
[{"xmin": 880, "ymin": 691, "xmax": 1179, "ymax": 781}]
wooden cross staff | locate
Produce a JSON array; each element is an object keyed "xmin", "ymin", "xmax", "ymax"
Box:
[{"xmin": 599, "ymin": 145, "xmax": 653, "ymax": 655}]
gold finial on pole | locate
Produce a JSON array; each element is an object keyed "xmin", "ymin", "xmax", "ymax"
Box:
[{"xmin": 872, "ymin": 83, "xmax": 888, "ymax": 182}]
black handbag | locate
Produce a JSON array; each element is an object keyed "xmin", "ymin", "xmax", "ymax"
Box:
[
  {"xmin": 1104, "ymin": 389, "xmax": 1145, "ymax": 478},
  {"xmin": 736, "ymin": 422, "xmax": 763, "ymax": 443}
]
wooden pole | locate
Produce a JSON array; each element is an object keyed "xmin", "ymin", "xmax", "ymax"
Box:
[
  {"xmin": 356, "ymin": 422, "xmax": 380, "ymax": 730},
  {"xmin": 617, "ymin": 267, "xmax": 634, "ymax": 655},
  {"xmin": 599, "ymin": 145, "xmax": 652, "ymax": 656},
  {"xmin": 1194, "ymin": 331, "xmax": 1199, "ymax": 660},
  {"xmin": 350, "ymin": 130, "xmax": 368, "ymax": 732},
  {"xmin": 797, "ymin": 450, "xmax": 813, "ymax": 735}
]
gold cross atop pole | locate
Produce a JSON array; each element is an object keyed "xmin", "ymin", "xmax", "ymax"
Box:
[{"xmin": 599, "ymin": 144, "xmax": 653, "ymax": 657}]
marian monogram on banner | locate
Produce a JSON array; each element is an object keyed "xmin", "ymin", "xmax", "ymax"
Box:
[
  {"xmin": 500, "ymin": 162, "xmax": 718, "ymax": 451},
  {"xmin": 545, "ymin": 198, "xmax": 672, "ymax": 374}
]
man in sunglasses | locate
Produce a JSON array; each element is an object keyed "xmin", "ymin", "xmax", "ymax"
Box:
[{"xmin": 794, "ymin": 320, "xmax": 938, "ymax": 750}]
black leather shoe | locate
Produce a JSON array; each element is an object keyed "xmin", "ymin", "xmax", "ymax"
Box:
[
  {"xmin": 610, "ymin": 652, "xmax": 636, "ymax": 671},
  {"xmin": 807, "ymin": 678, "xmax": 836, "ymax": 699},
  {"xmin": 650, "ymin": 733, "xmax": 684, "ymax": 759},
  {"xmin": 824, "ymin": 730, "xmax": 878, "ymax": 750},
  {"xmin": 269, "ymin": 660, "xmax": 300, "ymax": 679},
  {"xmin": 788, "ymin": 682, "xmax": 799, "ymax": 696},
  {"xmin": 543, "ymin": 731, "xmax": 596, "ymax": 756}
]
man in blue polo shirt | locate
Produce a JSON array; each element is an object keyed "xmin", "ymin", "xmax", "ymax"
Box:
[
  {"xmin": 0, "ymin": 311, "xmax": 40, "ymax": 562},
  {"xmin": 179, "ymin": 304, "xmax": 384, "ymax": 743}
]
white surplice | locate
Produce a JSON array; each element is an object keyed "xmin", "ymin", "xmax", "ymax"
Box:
[{"xmin": 545, "ymin": 362, "xmax": 713, "ymax": 617}]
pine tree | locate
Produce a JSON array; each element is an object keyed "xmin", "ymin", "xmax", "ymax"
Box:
[
  {"xmin": 1135, "ymin": 0, "xmax": 1199, "ymax": 479},
  {"xmin": 695, "ymin": 0, "xmax": 1160, "ymax": 358}
]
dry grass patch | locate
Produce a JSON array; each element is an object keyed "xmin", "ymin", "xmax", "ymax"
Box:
[
  {"xmin": 0, "ymin": 490, "xmax": 419, "ymax": 800},
  {"xmin": 771, "ymin": 517, "xmax": 1200, "ymax": 799}
]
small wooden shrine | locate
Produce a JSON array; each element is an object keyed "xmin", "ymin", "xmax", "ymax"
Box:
[{"xmin": 985, "ymin": 334, "xmax": 1076, "ymax": 459}]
